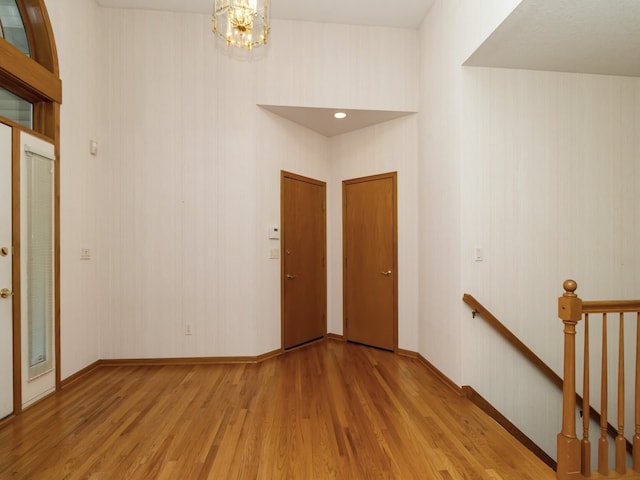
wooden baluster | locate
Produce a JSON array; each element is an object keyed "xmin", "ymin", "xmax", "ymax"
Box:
[
  {"xmin": 634, "ymin": 312, "xmax": 640, "ymax": 472},
  {"xmin": 557, "ymin": 280, "xmax": 583, "ymax": 480},
  {"xmin": 599, "ymin": 312, "xmax": 609, "ymax": 475},
  {"xmin": 582, "ymin": 314, "xmax": 591, "ymax": 476},
  {"xmin": 616, "ymin": 312, "xmax": 626, "ymax": 474}
]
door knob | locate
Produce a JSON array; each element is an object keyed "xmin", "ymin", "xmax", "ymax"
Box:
[
  {"xmin": 380, "ymin": 270, "xmax": 392, "ymax": 276},
  {"xmin": 0, "ymin": 288, "xmax": 13, "ymax": 299},
  {"xmin": 286, "ymin": 274, "xmax": 297, "ymax": 280},
  {"xmin": 0, "ymin": 246, "xmax": 8, "ymax": 256}
]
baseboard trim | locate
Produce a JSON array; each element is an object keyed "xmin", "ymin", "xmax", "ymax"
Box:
[
  {"xmin": 397, "ymin": 348, "xmax": 418, "ymax": 358},
  {"xmin": 326, "ymin": 333, "xmax": 345, "ymax": 341},
  {"xmin": 97, "ymin": 349, "xmax": 283, "ymax": 368},
  {"xmin": 256, "ymin": 348, "xmax": 283, "ymax": 362},
  {"xmin": 60, "ymin": 360, "xmax": 101, "ymax": 389},
  {"xmin": 59, "ymin": 349, "xmax": 284, "ymax": 387},
  {"xmin": 461, "ymin": 385, "xmax": 557, "ymax": 471},
  {"xmin": 414, "ymin": 352, "xmax": 464, "ymax": 396}
]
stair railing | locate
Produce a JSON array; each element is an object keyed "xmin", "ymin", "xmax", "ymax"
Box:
[{"xmin": 558, "ymin": 279, "xmax": 640, "ymax": 479}]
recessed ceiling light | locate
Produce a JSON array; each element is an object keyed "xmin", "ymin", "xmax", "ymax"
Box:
[{"xmin": 334, "ymin": 112, "xmax": 347, "ymax": 119}]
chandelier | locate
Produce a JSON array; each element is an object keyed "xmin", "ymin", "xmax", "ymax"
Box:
[{"xmin": 212, "ymin": 0, "xmax": 270, "ymax": 51}]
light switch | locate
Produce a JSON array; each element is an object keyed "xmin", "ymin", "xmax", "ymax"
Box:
[
  {"xmin": 474, "ymin": 247, "xmax": 483, "ymax": 262},
  {"xmin": 270, "ymin": 248, "xmax": 280, "ymax": 259}
]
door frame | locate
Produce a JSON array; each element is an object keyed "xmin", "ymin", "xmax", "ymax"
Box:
[
  {"xmin": 0, "ymin": 0, "xmax": 61, "ymax": 416},
  {"xmin": 280, "ymin": 170, "xmax": 327, "ymax": 350},
  {"xmin": 342, "ymin": 172, "xmax": 398, "ymax": 352},
  {"xmin": 11, "ymin": 126, "xmax": 21, "ymax": 414},
  {"xmin": 4, "ymin": 124, "xmax": 57, "ymax": 416}
]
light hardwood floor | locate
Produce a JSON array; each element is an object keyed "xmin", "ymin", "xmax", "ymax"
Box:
[{"xmin": 0, "ymin": 340, "xmax": 555, "ymax": 479}]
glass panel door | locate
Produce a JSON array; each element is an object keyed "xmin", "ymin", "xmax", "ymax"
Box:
[
  {"xmin": 25, "ymin": 148, "xmax": 54, "ymax": 379},
  {"xmin": 20, "ymin": 132, "xmax": 55, "ymax": 406}
]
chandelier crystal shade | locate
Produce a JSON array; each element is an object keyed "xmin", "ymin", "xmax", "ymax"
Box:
[{"xmin": 212, "ymin": 0, "xmax": 270, "ymax": 51}]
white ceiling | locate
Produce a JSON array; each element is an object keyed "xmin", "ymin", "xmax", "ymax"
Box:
[
  {"xmin": 465, "ymin": 0, "xmax": 640, "ymax": 77},
  {"xmin": 93, "ymin": 0, "xmax": 640, "ymax": 137},
  {"xmin": 259, "ymin": 106, "xmax": 415, "ymax": 138},
  {"xmin": 94, "ymin": 0, "xmax": 435, "ymax": 28}
]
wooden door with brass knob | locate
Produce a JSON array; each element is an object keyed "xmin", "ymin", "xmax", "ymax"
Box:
[
  {"xmin": 281, "ymin": 171, "xmax": 326, "ymax": 350},
  {"xmin": 343, "ymin": 172, "xmax": 397, "ymax": 351}
]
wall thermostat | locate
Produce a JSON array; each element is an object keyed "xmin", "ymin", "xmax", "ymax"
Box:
[{"xmin": 269, "ymin": 226, "xmax": 280, "ymax": 239}]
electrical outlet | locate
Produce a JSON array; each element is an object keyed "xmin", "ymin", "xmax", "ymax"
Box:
[{"xmin": 184, "ymin": 323, "xmax": 193, "ymax": 335}]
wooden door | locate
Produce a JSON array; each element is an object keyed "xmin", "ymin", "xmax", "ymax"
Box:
[
  {"xmin": 343, "ymin": 172, "xmax": 397, "ymax": 351},
  {"xmin": 281, "ymin": 172, "xmax": 326, "ymax": 349}
]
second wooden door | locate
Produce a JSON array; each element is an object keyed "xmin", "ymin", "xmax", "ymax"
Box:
[{"xmin": 343, "ymin": 172, "xmax": 397, "ymax": 351}]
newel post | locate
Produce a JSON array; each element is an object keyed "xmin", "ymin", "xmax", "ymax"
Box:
[{"xmin": 557, "ymin": 279, "xmax": 583, "ymax": 479}]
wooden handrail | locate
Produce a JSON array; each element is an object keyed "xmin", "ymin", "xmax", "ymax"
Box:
[
  {"xmin": 462, "ymin": 293, "xmax": 629, "ymax": 461},
  {"xmin": 463, "ymin": 293, "xmax": 563, "ymax": 389},
  {"xmin": 582, "ymin": 300, "xmax": 640, "ymax": 314}
]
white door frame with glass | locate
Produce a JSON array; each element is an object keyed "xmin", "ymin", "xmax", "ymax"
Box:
[{"xmin": 20, "ymin": 131, "xmax": 56, "ymax": 409}]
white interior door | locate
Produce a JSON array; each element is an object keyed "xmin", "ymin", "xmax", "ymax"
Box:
[{"xmin": 0, "ymin": 123, "xmax": 13, "ymax": 419}]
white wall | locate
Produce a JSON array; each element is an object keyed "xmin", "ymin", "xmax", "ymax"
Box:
[
  {"xmin": 258, "ymin": 20, "xmax": 418, "ymax": 111},
  {"xmin": 460, "ymin": 65, "xmax": 640, "ymax": 459},
  {"xmin": 46, "ymin": 0, "xmax": 104, "ymax": 379},
  {"xmin": 96, "ymin": 9, "xmax": 265, "ymax": 358},
  {"xmin": 47, "ymin": 4, "xmax": 420, "ymax": 367},
  {"xmin": 419, "ymin": 0, "xmax": 640, "ymax": 460}
]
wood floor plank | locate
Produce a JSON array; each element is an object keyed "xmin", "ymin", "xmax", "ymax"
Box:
[{"xmin": 0, "ymin": 340, "xmax": 556, "ymax": 479}]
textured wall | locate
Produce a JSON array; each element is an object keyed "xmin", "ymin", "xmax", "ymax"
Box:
[
  {"xmin": 257, "ymin": 19, "xmax": 419, "ymax": 111},
  {"xmin": 46, "ymin": 0, "xmax": 104, "ymax": 379},
  {"xmin": 419, "ymin": 0, "xmax": 640, "ymax": 460},
  {"xmin": 47, "ymin": 4, "xmax": 420, "ymax": 370}
]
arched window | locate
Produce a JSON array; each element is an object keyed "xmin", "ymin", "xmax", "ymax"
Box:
[
  {"xmin": 0, "ymin": 0, "xmax": 31, "ymax": 55},
  {"xmin": 0, "ymin": 0, "xmax": 33, "ymax": 127},
  {"xmin": 0, "ymin": 0, "xmax": 60, "ymax": 137}
]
